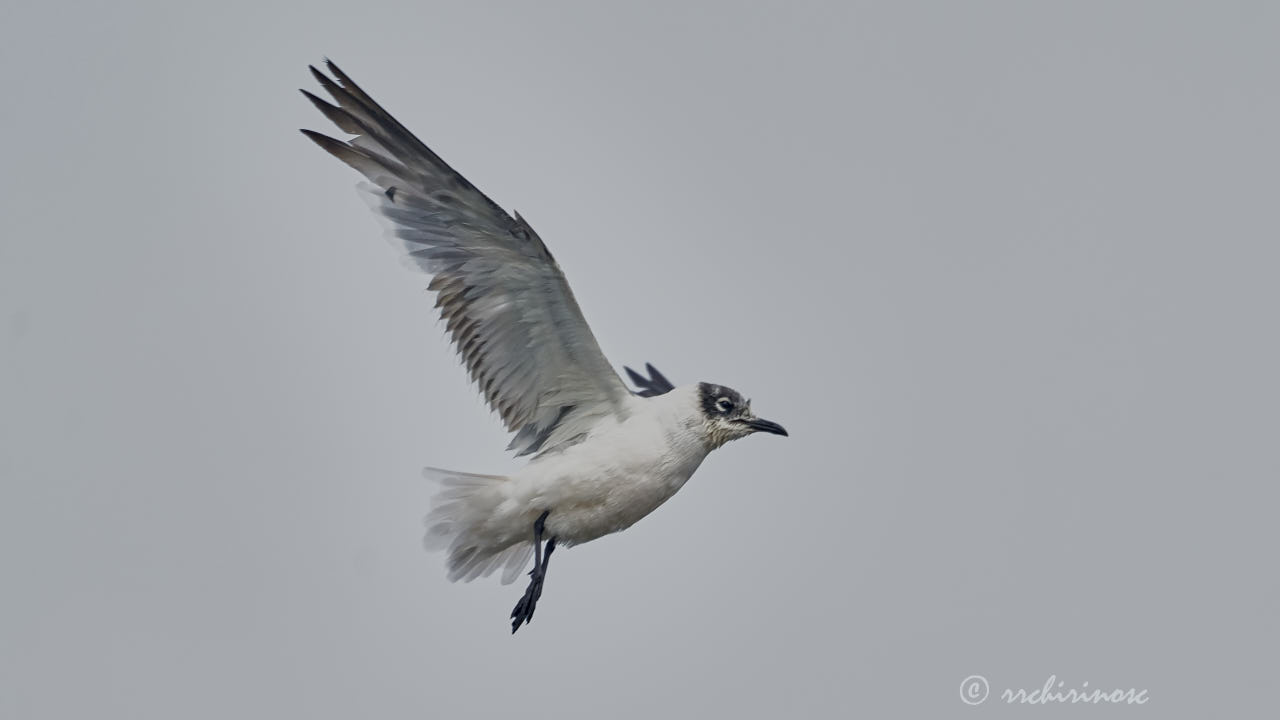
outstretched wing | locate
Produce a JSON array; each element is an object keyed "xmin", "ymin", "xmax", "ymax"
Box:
[
  {"xmin": 625, "ymin": 363, "xmax": 676, "ymax": 397},
  {"xmin": 301, "ymin": 60, "xmax": 631, "ymax": 456}
]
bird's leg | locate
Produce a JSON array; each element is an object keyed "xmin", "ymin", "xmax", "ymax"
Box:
[{"xmin": 511, "ymin": 510, "xmax": 556, "ymax": 633}]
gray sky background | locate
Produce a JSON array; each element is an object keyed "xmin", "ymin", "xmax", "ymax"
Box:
[{"xmin": 2, "ymin": 2, "xmax": 1277, "ymax": 717}]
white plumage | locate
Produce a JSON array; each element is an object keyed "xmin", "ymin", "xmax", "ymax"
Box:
[{"xmin": 423, "ymin": 386, "xmax": 712, "ymax": 583}]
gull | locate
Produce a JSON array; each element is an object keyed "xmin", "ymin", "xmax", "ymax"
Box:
[{"xmin": 300, "ymin": 60, "xmax": 788, "ymax": 633}]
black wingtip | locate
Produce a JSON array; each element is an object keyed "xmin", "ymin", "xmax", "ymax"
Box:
[
  {"xmin": 625, "ymin": 366, "xmax": 645, "ymax": 385},
  {"xmin": 299, "ymin": 88, "xmax": 327, "ymax": 109},
  {"xmin": 309, "ymin": 64, "xmax": 342, "ymax": 97},
  {"xmin": 626, "ymin": 363, "xmax": 676, "ymax": 397},
  {"xmin": 325, "ymin": 58, "xmax": 355, "ymax": 87},
  {"xmin": 299, "ymin": 128, "xmax": 347, "ymax": 156},
  {"xmin": 645, "ymin": 362, "xmax": 672, "ymax": 389}
]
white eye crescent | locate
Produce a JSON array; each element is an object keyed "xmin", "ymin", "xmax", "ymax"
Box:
[{"xmin": 716, "ymin": 397, "xmax": 734, "ymax": 412}]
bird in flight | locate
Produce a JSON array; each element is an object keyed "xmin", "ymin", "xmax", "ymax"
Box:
[{"xmin": 300, "ymin": 60, "xmax": 788, "ymax": 633}]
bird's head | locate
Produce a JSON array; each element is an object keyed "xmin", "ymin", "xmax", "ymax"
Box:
[{"xmin": 696, "ymin": 382, "xmax": 788, "ymax": 450}]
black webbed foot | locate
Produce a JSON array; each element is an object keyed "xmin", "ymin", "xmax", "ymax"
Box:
[{"xmin": 511, "ymin": 512, "xmax": 556, "ymax": 634}]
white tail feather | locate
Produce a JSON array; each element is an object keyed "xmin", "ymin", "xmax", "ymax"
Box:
[{"xmin": 422, "ymin": 467, "xmax": 531, "ymax": 584}]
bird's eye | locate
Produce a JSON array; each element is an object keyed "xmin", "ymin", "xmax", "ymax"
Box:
[{"xmin": 716, "ymin": 397, "xmax": 734, "ymax": 413}]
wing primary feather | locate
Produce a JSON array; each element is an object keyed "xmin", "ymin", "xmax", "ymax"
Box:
[
  {"xmin": 317, "ymin": 62, "xmax": 519, "ymax": 224},
  {"xmin": 299, "ymin": 129, "xmax": 404, "ymax": 182},
  {"xmin": 624, "ymin": 363, "xmax": 676, "ymax": 397},
  {"xmin": 625, "ymin": 366, "xmax": 648, "ymax": 387},
  {"xmin": 322, "ymin": 60, "xmax": 446, "ymax": 164},
  {"xmin": 299, "ymin": 89, "xmax": 363, "ymax": 135},
  {"xmin": 645, "ymin": 363, "xmax": 674, "ymax": 392}
]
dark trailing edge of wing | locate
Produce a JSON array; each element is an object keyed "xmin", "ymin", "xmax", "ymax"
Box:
[{"xmin": 625, "ymin": 363, "xmax": 676, "ymax": 397}]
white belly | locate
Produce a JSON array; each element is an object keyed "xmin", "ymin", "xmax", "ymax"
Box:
[
  {"xmin": 542, "ymin": 461, "xmax": 699, "ymax": 544},
  {"xmin": 494, "ymin": 409, "xmax": 709, "ymax": 546}
]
